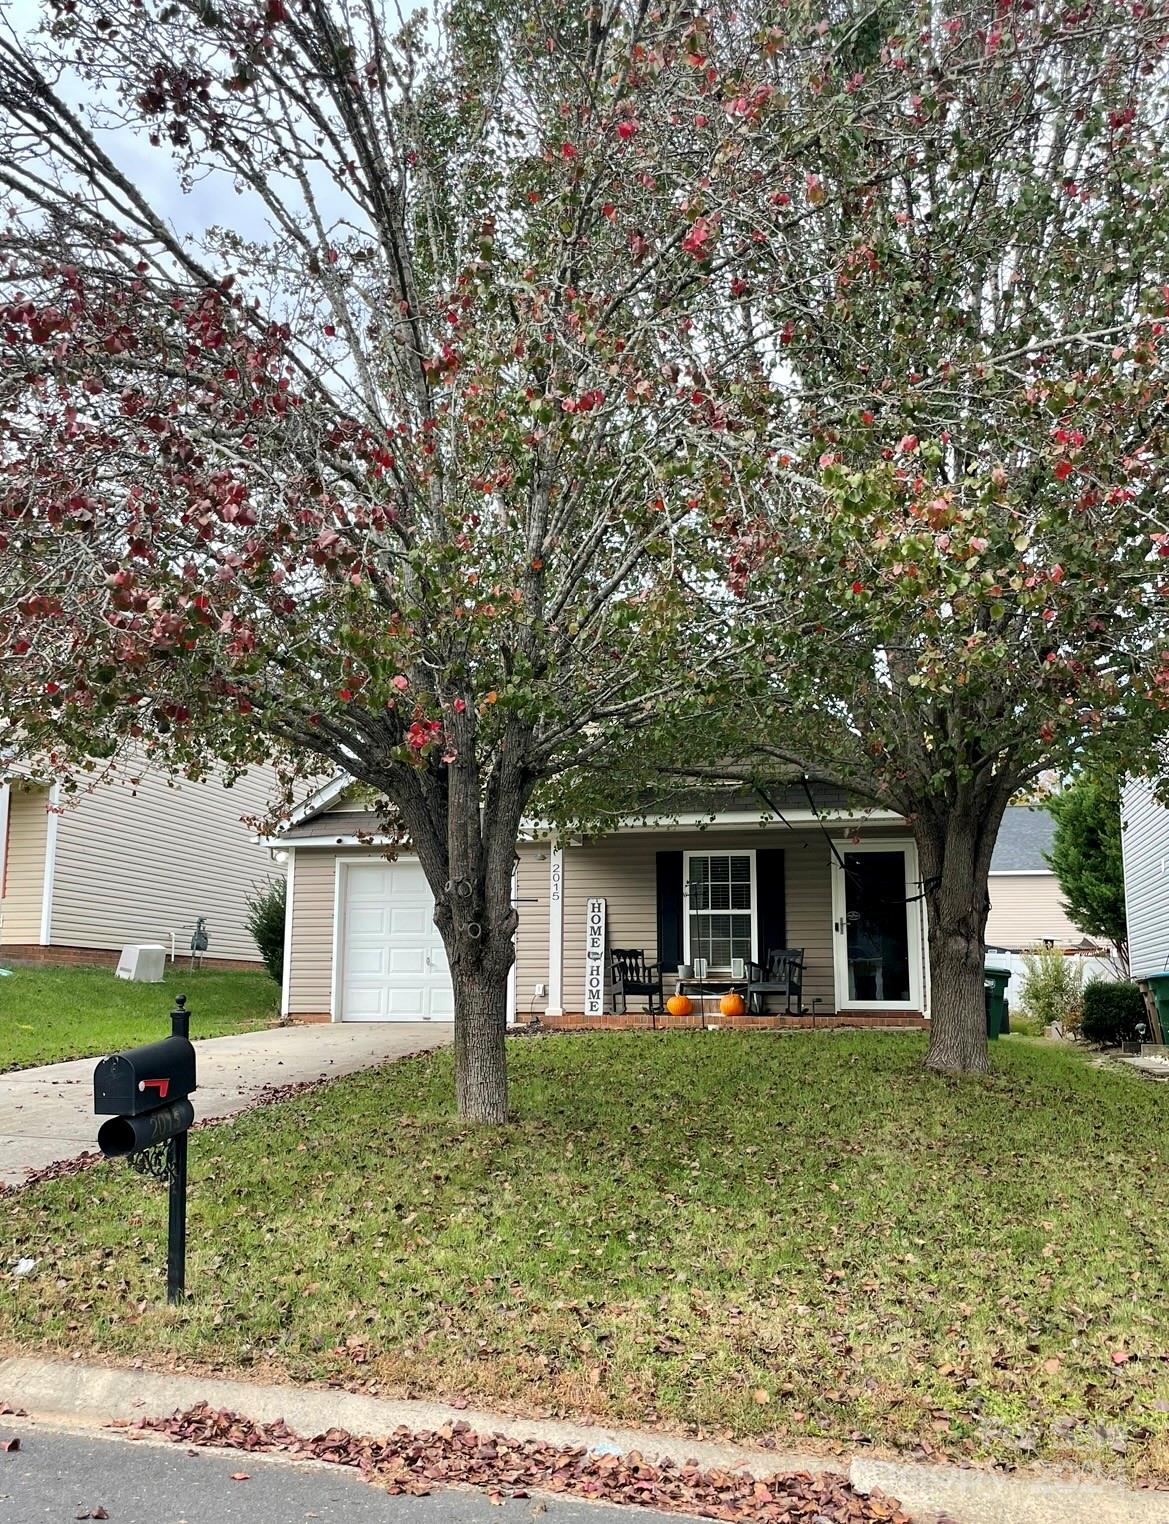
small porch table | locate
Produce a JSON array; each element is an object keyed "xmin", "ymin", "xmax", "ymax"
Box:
[{"xmin": 673, "ymin": 977, "xmax": 748, "ymax": 1029}]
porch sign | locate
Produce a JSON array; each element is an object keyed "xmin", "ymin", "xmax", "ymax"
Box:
[{"xmin": 584, "ymin": 897, "xmax": 607, "ymax": 1017}]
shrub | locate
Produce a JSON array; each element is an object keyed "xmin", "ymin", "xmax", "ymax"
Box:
[
  {"xmin": 1080, "ymin": 980, "xmax": 1146, "ymax": 1046},
  {"xmin": 246, "ymin": 876, "xmax": 286, "ymax": 986},
  {"xmin": 1019, "ymin": 945, "xmax": 1084, "ymax": 1032}
]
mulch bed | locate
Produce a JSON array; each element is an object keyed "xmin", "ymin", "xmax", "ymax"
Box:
[{"xmin": 133, "ymin": 1404, "xmax": 934, "ymax": 1522}]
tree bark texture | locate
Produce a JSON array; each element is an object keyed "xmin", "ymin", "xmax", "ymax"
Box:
[
  {"xmin": 451, "ymin": 962, "xmax": 510, "ymax": 1123},
  {"xmin": 915, "ymin": 793, "xmax": 1010, "ymax": 1077}
]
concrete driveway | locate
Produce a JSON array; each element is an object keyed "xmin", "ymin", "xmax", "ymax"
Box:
[{"xmin": 0, "ymin": 1023, "xmax": 452, "ymax": 1186}]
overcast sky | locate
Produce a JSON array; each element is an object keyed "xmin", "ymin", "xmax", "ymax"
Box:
[{"xmin": 5, "ymin": 0, "xmax": 275, "ymax": 244}]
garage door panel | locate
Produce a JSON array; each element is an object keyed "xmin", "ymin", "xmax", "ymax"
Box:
[
  {"xmin": 389, "ymin": 906, "xmax": 430, "ymax": 935},
  {"xmin": 429, "ymin": 987, "xmax": 455, "ymax": 1019},
  {"xmin": 348, "ymin": 947, "xmax": 389, "ymax": 977},
  {"xmin": 340, "ymin": 860, "xmax": 453, "ymax": 1023},
  {"xmin": 348, "ymin": 906, "xmax": 389, "ymax": 936},
  {"xmin": 345, "ymin": 987, "xmax": 388, "ymax": 1018},
  {"xmin": 387, "ymin": 947, "xmax": 426, "ymax": 976}
]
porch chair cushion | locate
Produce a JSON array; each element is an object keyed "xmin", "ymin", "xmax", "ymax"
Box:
[
  {"xmin": 610, "ymin": 948, "xmax": 664, "ymax": 1014},
  {"xmin": 746, "ymin": 947, "xmax": 806, "ymax": 1015}
]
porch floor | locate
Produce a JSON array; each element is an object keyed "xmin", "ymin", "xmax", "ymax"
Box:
[{"xmin": 538, "ymin": 1010, "xmax": 927, "ymax": 1032}]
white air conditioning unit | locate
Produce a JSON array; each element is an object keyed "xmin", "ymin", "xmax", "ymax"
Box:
[{"xmin": 115, "ymin": 944, "xmax": 167, "ymax": 983}]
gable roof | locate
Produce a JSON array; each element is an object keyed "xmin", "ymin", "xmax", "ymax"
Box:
[
  {"xmin": 276, "ymin": 777, "xmax": 898, "ymax": 843},
  {"xmin": 990, "ymin": 806, "xmax": 1056, "ymax": 872}
]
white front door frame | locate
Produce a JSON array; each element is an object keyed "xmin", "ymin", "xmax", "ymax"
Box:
[{"xmin": 830, "ymin": 837, "xmax": 925, "ymax": 1012}]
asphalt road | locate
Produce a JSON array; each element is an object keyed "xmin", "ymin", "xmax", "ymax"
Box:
[{"xmin": 0, "ymin": 1422, "xmax": 655, "ymax": 1524}]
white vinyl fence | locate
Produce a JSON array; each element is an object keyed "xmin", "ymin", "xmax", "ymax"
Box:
[{"xmin": 985, "ymin": 949, "xmax": 1119, "ymax": 1015}]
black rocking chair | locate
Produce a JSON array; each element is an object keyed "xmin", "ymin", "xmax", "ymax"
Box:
[
  {"xmin": 610, "ymin": 948, "xmax": 664, "ymax": 1023},
  {"xmin": 746, "ymin": 947, "xmax": 806, "ymax": 1015}
]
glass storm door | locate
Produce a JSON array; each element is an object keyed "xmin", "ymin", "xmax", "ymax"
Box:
[{"xmin": 831, "ymin": 842, "xmax": 923, "ymax": 1010}]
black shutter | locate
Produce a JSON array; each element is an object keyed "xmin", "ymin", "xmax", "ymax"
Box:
[
  {"xmin": 756, "ymin": 849, "xmax": 786, "ymax": 958},
  {"xmin": 656, "ymin": 851, "xmax": 684, "ymax": 972}
]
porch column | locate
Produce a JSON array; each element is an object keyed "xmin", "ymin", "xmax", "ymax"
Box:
[{"xmin": 546, "ymin": 842, "xmax": 564, "ymax": 1016}]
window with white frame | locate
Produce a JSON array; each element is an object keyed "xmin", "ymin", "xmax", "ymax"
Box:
[{"xmin": 684, "ymin": 851, "xmax": 755, "ymax": 971}]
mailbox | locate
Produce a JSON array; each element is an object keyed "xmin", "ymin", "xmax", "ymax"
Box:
[
  {"xmin": 95, "ymin": 996, "xmax": 197, "ymax": 1305},
  {"xmin": 94, "ymin": 1034, "xmax": 196, "ymax": 1118},
  {"xmin": 98, "ymin": 1097, "xmax": 195, "ymax": 1159}
]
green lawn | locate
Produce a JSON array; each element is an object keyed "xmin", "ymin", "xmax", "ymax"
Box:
[
  {"xmin": 0, "ymin": 965, "xmax": 278, "ymax": 1070},
  {"xmin": 2, "ymin": 1032, "xmax": 1168, "ymax": 1479}
]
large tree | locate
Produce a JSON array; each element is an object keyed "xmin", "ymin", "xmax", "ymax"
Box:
[
  {"xmin": 701, "ymin": 0, "xmax": 1169, "ymax": 1073},
  {"xmin": 0, "ymin": 0, "xmax": 784, "ymax": 1119}
]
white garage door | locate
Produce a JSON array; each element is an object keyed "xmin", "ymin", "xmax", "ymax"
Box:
[{"xmin": 339, "ymin": 860, "xmax": 454, "ymax": 1021}]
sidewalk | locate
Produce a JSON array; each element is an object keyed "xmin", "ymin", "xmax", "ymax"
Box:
[
  {"xmin": 0, "ymin": 1022, "xmax": 452, "ymax": 1185},
  {"xmin": 2, "ymin": 1356, "xmax": 1166, "ymax": 1524}
]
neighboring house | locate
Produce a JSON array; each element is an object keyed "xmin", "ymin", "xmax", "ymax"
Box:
[
  {"xmin": 985, "ymin": 805, "xmax": 1092, "ymax": 953},
  {"xmin": 1120, "ymin": 777, "xmax": 1169, "ymax": 980},
  {"xmin": 0, "ymin": 756, "xmax": 279, "ymax": 966},
  {"xmin": 275, "ymin": 778, "xmax": 935, "ymax": 1028}
]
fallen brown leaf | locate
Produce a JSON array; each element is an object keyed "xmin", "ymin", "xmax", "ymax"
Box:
[{"xmin": 130, "ymin": 1403, "xmax": 918, "ymax": 1524}]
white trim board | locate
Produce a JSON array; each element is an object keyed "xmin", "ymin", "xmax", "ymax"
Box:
[
  {"xmin": 271, "ymin": 810, "xmax": 905, "ymax": 849},
  {"xmin": 39, "ymin": 782, "xmax": 61, "ymax": 946},
  {"xmin": 280, "ymin": 849, "xmax": 296, "ymax": 1019},
  {"xmin": 546, "ymin": 843, "xmax": 564, "ymax": 1016},
  {"xmin": 0, "ymin": 782, "xmax": 10, "ymax": 901}
]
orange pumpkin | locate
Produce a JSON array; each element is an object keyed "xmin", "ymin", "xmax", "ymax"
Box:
[
  {"xmin": 719, "ymin": 991, "xmax": 746, "ymax": 1018},
  {"xmin": 666, "ymin": 994, "xmax": 693, "ymax": 1018}
]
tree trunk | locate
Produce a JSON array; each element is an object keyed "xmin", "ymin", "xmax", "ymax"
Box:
[
  {"xmin": 451, "ymin": 960, "xmax": 510, "ymax": 1123},
  {"xmin": 914, "ymin": 793, "xmax": 1010, "ymax": 1077}
]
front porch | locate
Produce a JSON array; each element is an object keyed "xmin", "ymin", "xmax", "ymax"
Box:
[
  {"xmin": 536, "ymin": 1008, "xmax": 929, "ymax": 1031},
  {"xmin": 514, "ymin": 818, "xmax": 931, "ymax": 1027}
]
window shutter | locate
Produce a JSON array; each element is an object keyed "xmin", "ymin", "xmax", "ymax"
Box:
[
  {"xmin": 756, "ymin": 849, "xmax": 786, "ymax": 957},
  {"xmin": 656, "ymin": 851, "xmax": 684, "ymax": 972}
]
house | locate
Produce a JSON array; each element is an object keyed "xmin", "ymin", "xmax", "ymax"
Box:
[
  {"xmin": 0, "ymin": 755, "xmax": 279, "ymax": 967},
  {"xmin": 985, "ymin": 805, "xmax": 1092, "ymax": 953},
  {"xmin": 1120, "ymin": 777, "xmax": 1169, "ymax": 980},
  {"xmin": 276, "ymin": 779, "xmax": 935, "ymax": 1028}
]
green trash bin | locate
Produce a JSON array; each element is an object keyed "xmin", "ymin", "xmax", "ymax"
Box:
[
  {"xmin": 985, "ymin": 967, "xmax": 1011, "ymax": 1040},
  {"xmin": 1144, "ymin": 972, "xmax": 1169, "ymax": 1043}
]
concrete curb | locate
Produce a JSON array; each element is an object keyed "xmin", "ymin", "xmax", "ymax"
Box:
[{"xmin": 1, "ymin": 1356, "xmax": 1166, "ymax": 1524}]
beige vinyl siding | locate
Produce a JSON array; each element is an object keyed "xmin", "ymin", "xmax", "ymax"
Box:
[
  {"xmin": 287, "ymin": 843, "xmax": 551, "ymax": 1020},
  {"xmin": 0, "ymin": 785, "xmax": 50, "ymax": 945},
  {"xmin": 48, "ymin": 760, "xmax": 279, "ymax": 961},
  {"xmin": 286, "ymin": 847, "xmax": 340, "ymax": 1015},
  {"xmin": 558, "ymin": 827, "xmax": 896, "ymax": 1013},
  {"xmin": 514, "ymin": 845, "xmax": 549, "ymax": 1018},
  {"xmin": 282, "ymin": 825, "xmax": 918, "ymax": 1022},
  {"xmin": 986, "ymin": 872, "xmax": 1083, "ymax": 952}
]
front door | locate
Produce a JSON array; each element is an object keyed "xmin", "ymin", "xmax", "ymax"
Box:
[{"xmin": 831, "ymin": 841, "xmax": 923, "ymax": 1011}]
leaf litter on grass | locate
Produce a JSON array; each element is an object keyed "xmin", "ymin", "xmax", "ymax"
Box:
[{"xmin": 5, "ymin": 1033, "xmax": 1169, "ymax": 1479}]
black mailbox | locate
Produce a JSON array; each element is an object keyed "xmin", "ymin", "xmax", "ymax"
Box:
[
  {"xmin": 95, "ymin": 996, "xmax": 197, "ymax": 1305},
  {"xmin": 94, "ymin": 1034, "xmax": 196, "ymax": 1118}
]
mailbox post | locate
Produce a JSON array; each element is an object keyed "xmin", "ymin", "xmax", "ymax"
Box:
[{"xmin": 94, "ymin": 995, "xmax": 197, "ymax": 1304}]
